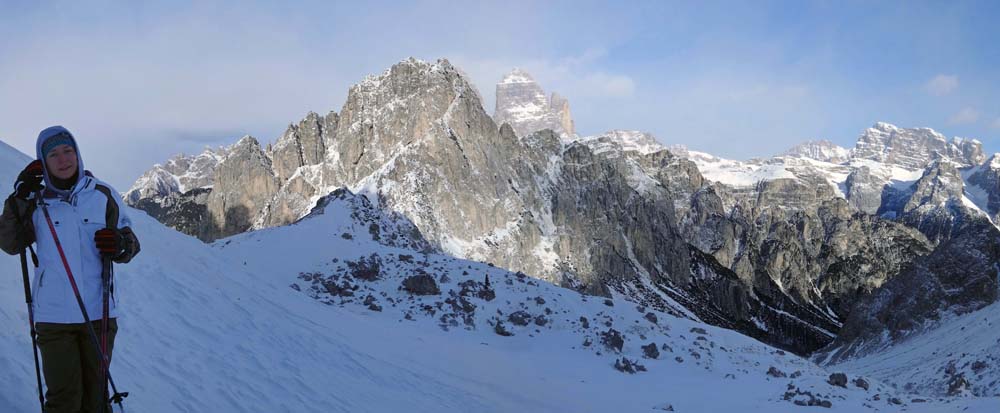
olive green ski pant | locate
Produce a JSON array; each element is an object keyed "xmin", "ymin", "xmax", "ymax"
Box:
[{"xmin": 35, "ymin": 319, "xmax": 118, "ymax": 413}]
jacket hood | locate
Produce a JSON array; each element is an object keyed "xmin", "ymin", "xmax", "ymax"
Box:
[{"xmin": 36, "ymin": 125, "xmax": 85, "ymax": 199}]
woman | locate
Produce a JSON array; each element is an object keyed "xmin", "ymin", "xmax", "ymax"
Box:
[{"xmin": 0, "ymin": 126, "xmax": 140, "ymax": 413}]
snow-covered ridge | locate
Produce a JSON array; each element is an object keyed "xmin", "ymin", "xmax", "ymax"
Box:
[
  {"xmin": 852, "ymin": 122, "xmax": 985, "ymax": 170},
  {"xmin": 781, "ymin": 140, "xmax": 851, "ymax": 164},
  {"xmin": 672, "ymin": 123, "xmax": 988, "ymax": 212},
  {"xmin": 0, "ymin": 139, "xmax": 32, "ymax": 181},
  {"xmin": 688, "ymin": 153, "xmax": 804, "ymax": 188},
  {"xmin": 578, "ymin": 130, "xmax": 666, "ymax": 156},
  {"xmin": 990, "ymin": 153, "xmax": 1000, "ymax": 168},
  {"xmin": 124, "ymin": 147, "xmax": 222, "ymax": 203},
  {"xmin": 356, "ymin": 56, "xmax": 453, "ymax": 91}
]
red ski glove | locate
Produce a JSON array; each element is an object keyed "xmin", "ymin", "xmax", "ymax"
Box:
[{"xmin": 94, "ymin": 228, "xmax": 124, "ymax": 258}]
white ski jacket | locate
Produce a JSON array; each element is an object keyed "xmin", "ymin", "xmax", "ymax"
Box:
[{"xmin": 28, "ymin": 175, "xmax": 136, "ymax": 323}]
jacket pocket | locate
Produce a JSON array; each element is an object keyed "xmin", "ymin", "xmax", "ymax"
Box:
[
  {"xmin": 81, "ymin": 214, "xmax": 107, "ymax": 231},
  {"xmin": 32, "ymin": 268, "xmax": 45, "ymax": 300}
]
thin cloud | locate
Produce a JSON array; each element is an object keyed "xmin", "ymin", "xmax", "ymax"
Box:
[
  {"xmin": 925, "ymin": 75, "xmax": 959, "ymax": 96},
  {"xmin": 582, "ymin": 72, "xmax": 636, "ymax": 98},
  {"xmin": 949, "ymin": 107, "xmax": 980, "ymax": 124},
  {"xmin": 992, "ymin": 118, "xmax": 1000, "ymax": 130},
  {"xmin": 450, "ymin": 50, "xmax": 638, "ymax": 114}
]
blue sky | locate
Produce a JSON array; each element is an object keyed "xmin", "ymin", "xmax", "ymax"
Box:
[{"xmin": 1, "ymin": 0, "xmax": 998, "ymax": 189}]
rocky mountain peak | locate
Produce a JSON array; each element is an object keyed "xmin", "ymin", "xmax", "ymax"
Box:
[
  {"xmin": 984, "ymin": 153, "xmax": 1000, "ymax": 169},
  {"xmin": 494, "ymin": 68, "xmax": 575, "ymax": 140},
  {"xmin": 909, "ymin": 160, "xmax": 966, "ymax": 205},
  {"xmin": 221, "ymin": 135, "xmax": 259, "ymax": 158},
  {"xmin": 207, "ymin": 133, "xmax": 279, "ymax": 239},
  {"xmin": 499, "ymin": 67, "xmax": 535, "ymax": 84},
  {"xmin": 353, "ymin": 57, "xmax": 462, "ymax": 96},
  {"xmin": 876, "ymin": 159, "xmax": 976, "ymax": 244},
  {"xmin": 270, "ymin": 110, "xmax": 336, "ymax": 183},
  {"xmin": 124, "ymin": 146, "xmax": 222, "ymax": 203},
  {"xmin": 964, "ymin": 153, "xmax": 1000, "ymax": 223},
  {"xmin": 781, "ymin": 140, "xmax": 850, "ymax": 163},
  {"xmin": 579, "ymin": 130, "xmax": 665, "ymax": 156},
  {"xmin": 852, "ymin": 122, "xmax": 985, "ymax": 170}
]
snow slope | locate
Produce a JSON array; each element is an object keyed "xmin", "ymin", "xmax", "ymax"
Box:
[
  {"xmin": 0, "ymin": 140, "xmax": 33, "ymax": 185},
  {"xmin": 825, "ymin": 296, "xmax": 1000, "ymax": 397},
  {"xmin": 2, "ymin": 140, "xmax": 997, "ymax": 412}
]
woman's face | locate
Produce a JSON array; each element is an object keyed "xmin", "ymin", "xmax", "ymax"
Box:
[{"xmin": 45, "ymin": 144, "xmax": 78, "ymax": 180}]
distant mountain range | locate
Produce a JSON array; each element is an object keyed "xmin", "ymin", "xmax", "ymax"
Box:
[{"xmin": 123, "ymin": 58, "xmax": 1000, "ymax": 396}]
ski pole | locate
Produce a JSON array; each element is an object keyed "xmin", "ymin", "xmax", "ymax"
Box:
[{"xmin": 10, "ymin": 195, "xmax": 45, "ymax": 412}]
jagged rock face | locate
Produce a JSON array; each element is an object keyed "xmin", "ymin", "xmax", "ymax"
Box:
[
  {"xmin": 579, "ymin": 130, "xmax": 666, "ymax": 156},
  {"xmin": 696, "ymin": 179, "xmax": 931, "ymax": 318},
  {"xmin": 206, "ymin": 136, "xmax": 280, "ymax": 239},
  {"xmin": 125, "ymin": 166, "xmax": 180, "ymax": 204},
  {"xmin": 124, "ymin": 149, "xmax": 220, "ymax": 204},
  {"xmin": 259, "ymin": 111, "xmax": 340, "ymax": 228},
  {"xmin": 131, "ymin": 187, "xmax": 218, "ymax": 241},
  {"xmin": 658, "ymin": 147, "xmax": 936, "ymax": 332},
  {"xmin": 124, "ymin": 149, "xmax": 222, "ymax": 239},
  {"xmin": 548, "ymin": 143, "xmax": 691, "ymax": 292},
  {"xmin": 782, "ymin": 140, "xmax": 850, "ymax": 164},
  {"xmin": 879, "ymin": 161, "xmax": 975, "ymax": 244},
  {"xmin": 323, "ymin": 59, "xmax": 497, "ymax": 187},
  {"xmin": 549, "ymin": 92, "xmax": 575, "ymax": 136},
  {"xmin": 566, "ymin": 143, "xmax": 931, "ymax": 353},
  {"xmin": 852, "ymin": 122, "xmax": 984, "ymax": 169},
  {"xmin": 270, "ymin": 111, "xmax": 338, "ymax": 183},
  {"xmin": 966, "ymin": 155, "xmax": 1000, "ymax": 223},
  {"xmin": 493, "ymin": 68, "xmax": 574, "ymax": 139},
  {"xmin": 547, "ymin": 143, "xmax": 854, "ymax": 353},
  {"xmin": 844, "ymin": 167, "xmax": 883, "ymax": 214},
  {"xmin": 818, "ymin": 219, "xmax": 1000, "ymax": 363},
  {"xmin": 324, "ymin": 60, "xmax": 546, "ymax": 269}
]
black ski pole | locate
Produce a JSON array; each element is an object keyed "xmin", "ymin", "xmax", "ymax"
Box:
[
  {"xmin": 101, "ymin": 256, "xmax": 112, "ymax": 412},
  {"xmin": 37, "ymin": 199, "xmax": 128, "ymax": 412},
  {"xmin": 20, "ymin": 249, "xmax": 46, "ymax": 412},
  {"xmin": 11, "ymin": 195, "xmax": 45, "ymax": 412}
]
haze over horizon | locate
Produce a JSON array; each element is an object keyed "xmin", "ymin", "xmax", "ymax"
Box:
[{"xmin": 2, "ymin": 1, "xmax": 998, "ymax": 189}]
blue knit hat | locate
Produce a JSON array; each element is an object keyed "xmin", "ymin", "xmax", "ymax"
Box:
[{"xmin": 41, "ymin": 131, "xmax": 76, "ymax": 158}]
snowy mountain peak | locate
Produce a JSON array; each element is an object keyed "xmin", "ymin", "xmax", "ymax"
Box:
[
  {"xmin": 990, "ymin": 153, "xmax": 1000, "ymax": 168},
  {"xmin": 500, "ymin": 68, "xmax": 535, "ymax": 84},
  {"xmin": 357, "ymin": 57, "xmax": 456, "ymax": 91},
  {"xmin": 781, "ymin": 140, "xmax": 851, "ymax": 163},
  {"xmin": 852, "ymin": 122, "xmax": 985, "ymax": 170},
  {"xmin": 125, "ymin": 146, "xmax": 222, "ymax": 204},
  {"xmin": 578, "ymin": 130, "xmax": 666, "ymax": 156},
  {"xmin": 494, "ymin": 68, "xmax": 575, "ymax": 140},
  {"xmin": 233, "ymin": 134, "xmax": 260, "ymax": 147}
]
